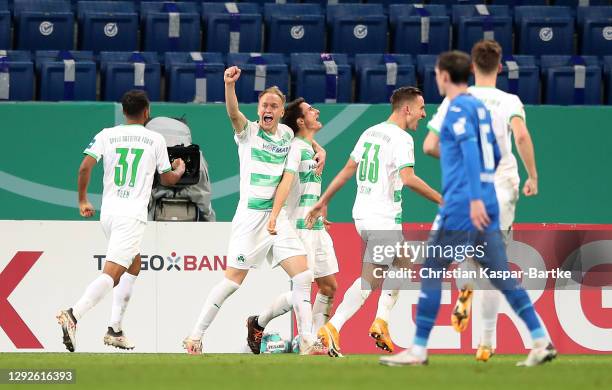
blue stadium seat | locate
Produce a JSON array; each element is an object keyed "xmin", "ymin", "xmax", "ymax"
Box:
[
  {"xmin": 202, "ymin": 2, "xmax": 262, "ymax": 53},
  {"xmin": 0, "ymin": 0, "xmax": 7, "ymax": 9},
  {"xmin": 290, "ymin": 53, "xmax": 351, "ymax": 103},
  {"xmin": 554, "ymin": 0, "xmax": 610, "ymax": 8},
  {"xmin": 577, "ymin": 6, "xmax": 612, "ymax": 56},
  {"xmin": 389, "ymin": 4, "xmax": 450, "ymax": 55},
  {"xmin": 429, "ymin": 0, "xmax": 481, "ymax": 5},
  {"xmin": 416, "ymin": 55, "xmax": 442, "ymax": 104},
  {"xmin": 603, "ymin": 56, "xmax": 612, "ymax": 104},
  {"xmin": 0, "ymin": 49, "xmax": 34, "ymax": 100},
  {"xmin": 497, "ymin": 55, "xmax": 540, "ymax": 104},
  {"xmin": 263, "ymin": 4, "xmax": 325, "ymax": 55},
  {"xmin": 452, "ymin": 5, "xmax": 513, "ymax": 54},
  {"xmin": 140, "ymin": 2, "xmax": 201, "ymax": 54},
  {"xmin": 35, "ymin": 50, "xmax": 96, "ymax": 101},
  {"xmin": 514, "ymin": 6, "xmax": 575, "ymax": 55},
  {"xmin": 226, "ymin": 53, "xmax": 288, "ymax": 103},
  {"xmin": 99, "ymin": 51, "xmax": 161, "ymax": 101},
  {"xmin": 0, "ymin": 10, "xmax": 9, "ymax": 49},
  {"xmin": 326, "ymin": 4, "xmax": 387, "ymax": 55},
  {"xmin": 355, "ymin": 54, "xmax": 416, "ymax": 103},
  {"xmin": 165, "ymin": 52, "xmax": 225, "ymax": 103},
  {"xmin": 14, "ymin": 0, "xmax": 75, "ymax": 50},
  {"xmin": 489, "ymin": 1, "xmax": 547, "ymax": 5},
  {"xmin": 540, "ymin": 55, "xmax": 601, "ymax": 105},
  {"xmin": 77, "ymin": 1, "xmax": 139, "ymax": 53}
]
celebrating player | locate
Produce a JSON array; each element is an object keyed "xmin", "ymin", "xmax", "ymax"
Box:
[
  {"xmin": 57, "ymin": 90, "xmax": 186, "ymax": 352},
  {"xmin": 379, "ymin": 51, "xmax": 556, "ymax": 367},
  {"xmin": 307, "ymin": 87, "xmax": 442, "ymax": 357}
]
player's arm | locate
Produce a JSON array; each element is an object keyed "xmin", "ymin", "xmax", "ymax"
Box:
[
  {"xmin": 159, "ymin": 158, "xmax": 186, "ymax": 187},
  {"xmin": 224, "ymin": 66, "xmax": 248, "ymax": 134},
  {"xmin": 267, "ymin": 171, "xmax": 295, "ymax": 235},
  {"xmin": 423, "ymin": 130, "xmax": 440, "ymax": 158},
  {"xmin": 510, "ymin": 116, "xmax": 538, "ymax": 196},
  {"xmin": 399, "ymin": 167, "xmax": 442, "ymax": 204},
  {"xmin": 311, "ymin": 139, "xmax": 326, "ymax": 175},
  {"xmin": 77, "ymin": 155, "xmax": 97, "ymax": 218}
]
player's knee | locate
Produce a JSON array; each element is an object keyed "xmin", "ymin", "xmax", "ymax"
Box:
[
  {"xmin": 292, "ymin": 269, "xmax": 314, "ymax": 287},
  {"xmin": 318, "ymin": 280, "xmax": 337, "ymax": 298}
]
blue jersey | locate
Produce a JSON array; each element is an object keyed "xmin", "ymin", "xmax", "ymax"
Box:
[{"xmin": 438, "ymin": 93, "xmax": 501, "ymax": 230}]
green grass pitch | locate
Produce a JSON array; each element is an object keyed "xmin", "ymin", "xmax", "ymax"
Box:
[{"xmin": 1, "ymin": 353, "xmax": 611, "ymax": 390}]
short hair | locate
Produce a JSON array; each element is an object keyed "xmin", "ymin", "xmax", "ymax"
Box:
[
  {"xmin": 436, "ymin": 51, "xmax": 472, "ymax": 84},
  {"xmin": 121, "ymin": 90, "xmax": 149, "ymax": 117},
  {"xmin": 283, "ymin": 98, "xmax": 306, "ymax": 134},
  {"xmin": 472, "ymin": 39, "xmax": 502, "ymax": 74},
  {"xmin": 258, "ymin": 86, "xmax": 286, "ymax": 105},
  {"xmin": 390, "ymin": 86, "xmax": 423, "ymax": 111}
]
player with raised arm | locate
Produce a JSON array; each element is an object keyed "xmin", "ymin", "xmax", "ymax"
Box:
[
  {"xmin": 306, "ymin": 87, "xmax": 442, "ymax": 357},
  {"xmin": 379, "ymin": 51, "xmax": 555, "ymax": 367},
  {"xmin": 423, "ymin": 40, "xmax": 541, "ymax": 362},
  {"xmin": 56, "ymin": 90, "xmax": 185, "ymax": 352}
]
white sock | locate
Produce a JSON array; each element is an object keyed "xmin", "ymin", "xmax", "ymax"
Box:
[
  {"xmin": 312, "ymin": 292, "xmax": 333, "ymax": 331},
  {"xmin": 329, "ymin": 278, "xmax": 371, "ymax": 331},
  {"xmin": 291, "ymin": 270, "xmax": 314, "ymax": 340},
  {"xmin": 257, "ymin": 291, "xmax": 292, "ymax": 328},
  {"xmin": 411, "ymin": 344, "xmax": 427, "ymax": 360},
  {"xmin": 72, "ymin": 273, "xmax": 115, "ymax": 321},
  {"xmin": 480, "ymin": 289, "xmax": 501, "ymax": 347},
  {"xmin": 190, "ymin": 278, "xmax": 240, "ymax": 340},
  {"xmin": 109, "ymin": 272, "xmax": 137, "ymax": 332},
  {"xmin": 375, "ymin": 289, "xmax": 399, "ymax": 322}
]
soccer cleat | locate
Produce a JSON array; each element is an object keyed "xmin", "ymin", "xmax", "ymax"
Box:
[
  {"xmin": 246, "ymin": 315, "xmax": 264, "ymax": 354},
  {"xmin": 317, "ymin": 322, "xmax": 342, "ymax": 357},
  {"xmin": 475, "ymin": 344, "xmax": 495, "ymax": 362},
  {"xmin": 182, "ymin": 337, "xmax": 203, "ymax": 355},
  {"xmin": 379, "ymin": 349, "xmax": 428, "ymax": 367},
  {"xmin": 451, "ymin": 288, "xmax": 474, "ymax": 332},
  {"xmin": 56, "ymin": 309, "xmax": 77, "ymax": 352},
  {"xmin": 369, "ymin": 318, "xmax": 394, "ymax": 353},
  {"xmin": 517, "ymin": 342, "xmax": 557, "ymax": 367},
  {"xmin": 103, "ymin": 327, "xmax": 135, "ymax": 350}
]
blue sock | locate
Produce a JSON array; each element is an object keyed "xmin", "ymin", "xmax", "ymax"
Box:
[
  {"xmin": 501, "ymin": 288, "xmax": 546, "ymax": 340},
  {"xmin": 413, "ymin": 259, "xmax": 444, "ymax": 347}
]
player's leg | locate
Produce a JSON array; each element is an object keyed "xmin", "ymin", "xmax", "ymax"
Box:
[
  {"xmin": 311, "ymin": 230, "xmax": 338, "ymax": 332},
  {"xmin": 247, "ymin": 291, "xmax": 292, "ymax": 354},
  {"xmin": 312, "ymin": 274, "xmax": 337, "ymax": 331},
  {"xmin": 451, "ymin": 258, "xmax": 477, "ymax": 333}
]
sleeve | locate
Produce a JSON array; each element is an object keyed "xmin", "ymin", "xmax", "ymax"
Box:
[
  {"xmin": 83, "ymin": 131, "xmax": 104, "ymax": 162},
  {"xmin": 426, "ymin": 97, "xmax": 450, "ymax": 135},
  {"xmin": 349, "ymin": 136, "xmax": 365, "ymax": 163},
  {"xmin": 507, "ymin": 95, "xmax": 526, "ymax": 124},
  {"xmin": 234, "ymin": 120, "xmax": 253, "ymax": 144},
  {"xmin": 394, "ymin": 134, "xmax": 415, "ymax": 171},
  {"xmin": 156, "ymin": 136, "xmax": 172, "ymax": 174},
  {"xmin": 447, "ymin": 105, "xmax": 478, "ymax": 144},
  {"xmin": 284, "ymin": 144, "xmax": 302, "ymax": 174}
]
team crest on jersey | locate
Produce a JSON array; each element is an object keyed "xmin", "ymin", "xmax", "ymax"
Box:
[{"xmin": 236, "ymin": 254, "xmax": 246, "ymax": 264}]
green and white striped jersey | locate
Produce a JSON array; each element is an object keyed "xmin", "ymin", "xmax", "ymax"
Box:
[
  {"xmin": 284, "ymin": 137, "xmax": 323, "ymax": 230},
  {"xmin": 235, "ymin": 120, "xmax": 294, "ymax": 211}
]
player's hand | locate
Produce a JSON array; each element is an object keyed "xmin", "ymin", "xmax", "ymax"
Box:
[
  {"xmin": 79, "ymin": 200, "xmax": 95, "ymax": 218},
  {"xmin": 267, "ymin": 216, "xmax": 278, "ymax": 235},
  {"xmin": 172, "ymin": 158, "xmax": 186, "ymax": 176},
  {"xmin": 470, "ymin": 199, "xmax": 490, "ymax": 231},
  {"xmin": 306, "ymin": 202, "xmax": 325, "ymax": 229},
  {"xmin": 224, "ymin": 66, "xmax": 241, "ymax": 85},
  {"xmin": 321, "ymin": 205, "xmax": 332, "ymax": 231},
  {"xmin": 523, "ymin": 177, "xmax": 538, "ymax": 197},
  {"xmin": 313, "ymin": 148, "xmax": 327, "ymax": 176}
]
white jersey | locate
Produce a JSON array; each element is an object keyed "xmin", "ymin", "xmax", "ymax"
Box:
[
  {"xmin": 428, "ymin": 86, "xmax": 525, "ymax": 185},
  {"xmin": 350, "ymin": 121, "xmax": 415, "ymax": 223},
  {"xmin": 284, "ymin": 137, "xmax": 322, "ymax": 230},
  {"xmin": 235, "ymin": 120, "xmax": 294, "ymax": 211},
  {"xmin": 84, "ymin": 124, "xmax": 172, "ymax": 222}
]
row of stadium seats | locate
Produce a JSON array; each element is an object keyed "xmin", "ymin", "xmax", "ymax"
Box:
[
  {"xmin": 1, "ymin": 2, "xmax": 612, "ymax": 55},
  {"xmin": 1, "ymin": 50, "xmax": 611, "ymax": 104}
]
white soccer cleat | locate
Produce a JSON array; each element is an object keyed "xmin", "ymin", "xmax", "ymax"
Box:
[
  {"xmin": 103, "ymin": 327, "xmax": 135, "ymax": 350},
  {"xmin": 379, "ymin": 349, "xmax": 428, "ymax": 367},
  {"xmin": 182, "ymin": 336, "xmax": 203, "ymax": 355},
  {"xmin": 517, "ymin": 343, "xmax": 557, "ymax": 367},
  {"xmin": 56, "ymin": 309, "xmax": 77, "ymax": 352}
]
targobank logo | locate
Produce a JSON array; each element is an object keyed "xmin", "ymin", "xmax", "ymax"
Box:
[{"xmin": 93, "ymin": 251, "xmax": 227, "ymax": 271}]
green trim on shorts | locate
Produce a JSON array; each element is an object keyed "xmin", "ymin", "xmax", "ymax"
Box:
[{"xmin": 296, "ymin": 218, "xmax": 324, "ymax": 230}]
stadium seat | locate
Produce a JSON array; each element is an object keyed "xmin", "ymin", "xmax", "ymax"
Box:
[
  {"xmin": 140, "ymin": 2, "xmax": 201, "ymax": 54},
  {"xmin": 416, "ymin": 55, "xmax": 442, "ymax": 104},
  {"xmin": 226, "ymin": 53, "xmax": 288, "ymax": 103},
  {"xmin": 202, "ymin": 2, "xmax": 262, "ymax": 53},
  {"xmin": 0, "ymin": 49, "xmax": 34, "ymax": 100},
  {"xmin": 326, "ymin": 4, "xmax": 387, "ymax": 55},
  {"xmin": 428, "ymin": 0, "xmax": 481, "ymax": 5},
  {"xmin": 14, "ymin": 0, "xmax": 75, "ymax": 50},
  {"xmin": 554, "ymin": 0, "xmax": 610, "ymax": 8},
  {"xmin": 263, "ymin": 4, "xmax": 325, "ymax": 55},
  {"xmin": 35, "ymin": 50, "xmax": 96, "ymax": 101},
  {"xmin": 165, "ymin": 52, "xmax": 225, "ymax": 103},
  {"xmin": 77, "ymin": 1, "xmax": 139, "ymax": 53},
  {"xmin": 290, "ymin": 53, "xmax": 351, "ymax": 103},
  {"xmin": 489, "ymin": 1, "xmax": 547, "ymax": 5},
  {"xmin": 576, "ymin": 6, "xmax": 612, "ymax": 56},
  {"xmin": 514, "ymin": 6, "xmax": 575, "ymax": 55},
  {"xmin": 389, "ymin": 4, "xmax": 450, "ymax": 55},
  {"xmin": 540, "ymin": 55, "xmax": 601, "ymax": 105},
  {"xmin": 0, "ymin": 9, "xmax": 9, "ymax": 50},
  {"xmin": 0, "ymin": 0, "xmax": 7, "ymax": 9},
  {"xmin": 100, "ymin": 51, "xmax": 161, "ymax": 101},
  {"xmin": 603, "ymin": 56, "xmax": 612, "ymax": 104},
  {"xmin": 355, "ymin": 54, "xmax": 416, "ymax": 103},
  {"xmin": 452, "ymin": 5, "xmax": 513, "ymax": 54},
  {"xmin": 497, "ymin": 55, "xmax": 540, "ymax": 104}
]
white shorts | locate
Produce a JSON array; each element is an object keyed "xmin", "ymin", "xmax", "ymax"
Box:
[
  {"xmin": 227, "ymin": 207, "xmax": 306, "ymax": 270},
  {"xmin": 495, "ymin": 180, "xmax": 519, "ymax": 234},
  {"xmin": 101, "ymin": 215, "xmax": 146, "ymax": 269},
  {"xmin": 297, "ymin": 229, "xmax": 339, "ymax": 279},
  {"xmin": 354, "ymin": 219, "xmax": 403, "ymax": 265}
]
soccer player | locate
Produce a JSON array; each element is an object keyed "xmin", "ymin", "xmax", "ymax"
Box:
[
  {"xmin": 245, "ymin": 98, "xmax": 338, "ymax": 354},
  {"xmin": 56, "ymin": 90, "xmax": 186, "ymax": 352},
  {"xmin": 307, "ymin": 87, "xmax": 442, "ymax": 357},
  {"xmin": 183, "ymin": 67, "xmax": 325, "ymax": 355},
  {"xmin": 379, "ymin": 51, "xmax": 556, "ymax": 367},
  {"xmin": 424, "ymin": 40, "xmax": 540, "ymax": 361}
]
